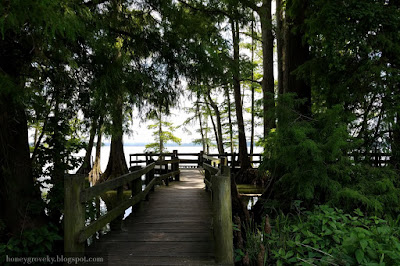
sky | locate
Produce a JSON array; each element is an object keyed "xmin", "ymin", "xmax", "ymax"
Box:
[{"xmin": 124, "ymin": 91, "xmax": 197, "ymax": 144}]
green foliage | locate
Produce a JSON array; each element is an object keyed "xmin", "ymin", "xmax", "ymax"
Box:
[
  {"xmin": 145, "ymin": 111, "xmax": 182, "ymax": 153},
  {"xmin": 0, "ymin": 224, "xmax": 62, "ymax": 265},
  {"xmin": 241, "ymin": 205, "xmax": 400, "ymax": 265},
  {"xmin": 301, "ymin": 0, "xmax": 400, "ymax": 163},
  {"xmin": 261, "ymin": 95, "xmax": 400, "ymax": 217}
]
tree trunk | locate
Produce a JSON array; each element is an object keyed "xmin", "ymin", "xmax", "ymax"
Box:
[
  {"xmin": 276, "ymin": 0, "xmax": 284, "ymax": 95},
  {"xmin": 159, "ymin": 109, "xmax": 164, "ymax": 154},
  {"xmin": 259, "ymin": 0, "xmax": 275, "ymax": 138},
  {"xmin": 89, "ymin": 116, "xmax": 104, "ymax": 185},
  {"xmin": 0, "ymin": 96, "xmax": 45, "ymax": 235},
  {"xmin": 286, "ymin": 0, "xmax": 311, "ymax": 117},
  {"xmin": 232, "ymin": 19, "xmax": 251, "ymax": 169},
  {"xmin": 225, "ymin": 86, "xmax": 234, "ymax": 157},
  {"xmin": 207, "ymin": 91, "xmax": 225, "ymax": 154},
  {"xmin": 392, "ymin": 114, "xmax": 400, "ymax": 170},
  {"xmin": 205, "ymin": 98, "xmax": 220, "ymax": 154},
  {"xmin": 196, "ymin": 101, "xmax": 206, "ymax": 152},
  {"xmin": 103, "ymin": 97, "xmax": 128, "ymax": 180},
  {"xmin": 250, "ymin": 15, "xmax": 255, "ymax": 158},
  {"xmin": 77, "ymin": 117, "xmax": 97, "ymax": 175},
  {"xmin": 47, "ymin": 96, "xmax": 67, "ymax": 225},
  {"xmin": 282, "ymin": 7, "xmax": 290, "ymax": 94}
]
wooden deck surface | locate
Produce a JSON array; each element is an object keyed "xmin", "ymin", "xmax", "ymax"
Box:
[{"xmin": 87, "ymin": 169, "xmax": 216, "ymax": 265}]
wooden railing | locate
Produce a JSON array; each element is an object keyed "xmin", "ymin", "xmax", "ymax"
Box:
[
  {"xmin": 202, "ymin": 156, "xmax": 233, "ymax": 264},
  {"xmin": 129, "ymin": 150, "xmax": 263, "ymax": 170},
  {"xmin": 64, "ymin": 159, "xmax": 180, "ymax": 255}
]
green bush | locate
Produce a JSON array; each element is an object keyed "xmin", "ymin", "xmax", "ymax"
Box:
[
  {"xmin": 0, "ymin": 224, "xmax": 62, "ymax": 265},
  {"xmin": 240, "ymin": 205, "xmax": 400, "ymax": 265},
  {"xmin": 260, "ymin": 96, "xmax": 400, "ymax": 217}
]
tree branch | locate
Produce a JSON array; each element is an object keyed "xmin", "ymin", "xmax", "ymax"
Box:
[
  {"xmin": 240, "ymin": 31, "xmax": 263, "ymax": 43},
  {"xmin": 241, "ymin": 78, "xmax": 262, "ymax": 85},
  {"xmin": 239, "ymin": 0, "xmax": 260, "ymax": 12},
  {"xmin": 177, "ymin": 0, "xmax": 232, "ymax": 18}
]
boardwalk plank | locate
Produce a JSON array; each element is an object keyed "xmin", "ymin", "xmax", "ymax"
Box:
[{"xmin": 86, "ymin": 169, "xmax": 217, "ymax": 265}]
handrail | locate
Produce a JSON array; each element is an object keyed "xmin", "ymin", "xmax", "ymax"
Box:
[
  {"xmin": 156, "ymin": 158, "xmax": 180, "ymax": 165},
  {"xmin": 65, "ymin": 156, "xmax": 181, "ymax": 255},
  {"xmin": 203, "ymin": 163, "xmax": 219, "ymax": 175},
  {"xmin": 201, "ymin": 157, "xmax": 233, "ymax": 264},
  {"xmin": 203, "ymin": 154, "xmax": 220, "ymax": 162},
  {"xmin": 78, "ymin": 175, "xmax": 159, "ymax": 243},
  {"xmin": 80, "ymin": 162, "xmax": 155, "ymax": 202},
  {"xmin": 159, "ymin": 170, "xmax": 180, "ymax": 181}
]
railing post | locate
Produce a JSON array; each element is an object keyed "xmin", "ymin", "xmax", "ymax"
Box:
[
  {"xmin": 131, "ymin": 175, "xmax": 142, "ymax": 212},
  {"xmin": 173, "ymin": 150, "xmax": 180, "ymax": 181},
  {"xmin": 224, "ymin": 152, "xmax": 229, "ymax": 166},
  {"xmin": 110, "ymin": 186, "xmax": 123, "ymax": 231},
  {"xmin": 212, "ymin": 165, "xmax": 233, "ymax": 264},
  {"xmin": 165, "ymin": 162, "xmax": 169, "ymax": 186},
  {"xmin": 220, "ymin": 156, "xmax": 227, "ymax": 168},
  {"xmin": 64, "ymin": 174, "xmax": 85, "ymax": 255},
  {"xmin": 146, "ymin": 159, "xmax": 154, "ymax": 200},
  {"xmin": 204, "ymin": 166, "xmax": 211, "ymax": 192},
  {"xmin": 231, "ymin": 152, "xmax": 236, "ymax": 171},
  {"xmin": 199, "ymin": 151, "xmax": 204, "ymax": 168}
]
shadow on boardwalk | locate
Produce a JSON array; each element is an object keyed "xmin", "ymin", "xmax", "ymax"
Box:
[{"xmin": 87, "ymin": 169, "xmax": 216, "ymax": 265}]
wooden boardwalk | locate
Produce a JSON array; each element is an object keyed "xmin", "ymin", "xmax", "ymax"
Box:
[{"xmin": 87, "ymin": 169, "xmax": 216, "ymax": 265}]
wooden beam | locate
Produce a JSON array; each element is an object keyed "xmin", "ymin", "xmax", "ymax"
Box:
[
  {"xmin": 203, "ymin": 163, "xmax": 219, "ymax": 175},
  {"xmin": 204, "ymin": 179, "xmax": 212, "ymax": 190},
  {"xmin": 212, "ymin": 166, "xmax": 233, "ymax": 264},
  {"xmin": 78, "ymin": 176, "xmax": 158, "ymax": 243},
  {"xmin": 64, "ymin": 174, "xmax": 85, "ymax": 254},
  {"xmin": 156, "ymin": 159, "xmax": 180, "ymax": 165},
  {"xmin": 159, "ymin": 170, "xmax": 180, "ymax": 181},
  {"xmin": 80, "ymin": 163, "xmax": 155, "ymax": 203}
]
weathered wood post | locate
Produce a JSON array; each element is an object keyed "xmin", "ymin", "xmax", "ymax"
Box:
[
  {"xmin": 131, "ymin": 173, "xmax": 142, "ymax": 212},
  {"xmin": 212, "ymin": 158, "xmax": 233, "ymax": 264},
  {"xmin": 145, "ymin": 159, "xmax": 154, "ymax": 200},
  {"xmin": 173, "ymin": 150, "xmax": 180, "ymax": 181},
  {"xmin": 64, "ymin": 174, "xmax": 85, "ymax": 255},
  {"xmin": 110, "ymin": 185, "xmax": 123, "ymax": 231},
  {"xmin": 204, "ymin": 158, "xmax": 211, "ymax": 192},
  {"xmin": 198, "ymin": 151, "xmax": 204, "ymax": 168},
  {"xmin": 231, "ymin": 152, "xmax": 236, "ymax": 172},
  {"xmin": 225, "ymin": 152, "xmax": 229, "ymax": 166}
]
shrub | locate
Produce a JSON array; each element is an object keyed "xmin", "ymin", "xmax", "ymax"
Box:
[
  {"xmin": 240, "ymin": 205, "xmax": 400, "ymax": 265},
  {"xmin": 0, "ymin": 224, "xmax": 62, "ymax": 265},
  {"xmin": 260, "ymin": 97, "xmax": 400, "ymax": 217}
]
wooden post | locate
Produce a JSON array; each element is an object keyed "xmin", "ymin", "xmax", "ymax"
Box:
[
  {"xmin": 204, "ymin": 167, "xmax": 211, "ymax": 192},
  {"xmin": 131, "ymin": 176, "xmax": 142, "ymax": 212},
  {"xmin": 64, "ymin": 174, "xmax": 85, "ymax": 255},
  {"xmin": 220, "ymin": 156, "xmax": 227, "ymax": 168},
  {"xmin": 146, "ymin": 159, "xmax": 154, "ymax": 200},
  {"xmin": 110, "ymin": 186, "xmax": 123, "ymax": 231},
  {"xmin": 173, "ymin": 150, "xmax": 180, "ymax": 181},
  {"xmin": 212, "ymin": 165, "xmax": 233, "ymax": 264},
  {"xmin": 165, "ymin": 162, "xmax": 169, "ymax": 186},
  {"xmin": 231, "ymin": 152, "xmax": 236, "ymax": 171},
  {"xmin": 199, "ymin": 151, "xmax": 204, "ymax": 168}
]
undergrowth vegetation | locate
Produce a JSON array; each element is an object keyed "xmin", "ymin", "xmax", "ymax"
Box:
[
  {"xmin": 259, "ymin": 96, "xmax": 400, "ymax": 217},
  {"xmin": 243, "ymin": 95, "xmax": 400, "ymax": 265},
  {"xmin": 236, "ymin": 205, "xmax": 400, "ymax": 265}
]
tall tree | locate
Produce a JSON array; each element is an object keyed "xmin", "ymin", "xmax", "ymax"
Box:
[
  {"xmin": 0, "ymin": 0, "xmax": 88, "ymax": 235},
  {"xmin": 206, "ymin": 89, "xmax": 225, "ymax": 154},
  {"xmin": 241, "ymin": 0, "xmax": 275, "ymax": 137},
  {"xmin": 232, "ymin": 17, "xmax": 251, "ymax": 169},
  {"xmin": 285, "ymin": 0, "xmax": 311, "ymax": 116}
]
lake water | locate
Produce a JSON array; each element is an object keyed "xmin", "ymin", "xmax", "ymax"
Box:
[
  {"xmin": 80, "ymin": 144, "xmax": 264, "ymax": 245},
  {"xmin": 75, "ymin": 144, "xmax": 263, "ymax": 173}
]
